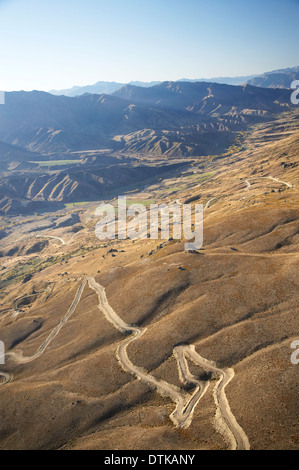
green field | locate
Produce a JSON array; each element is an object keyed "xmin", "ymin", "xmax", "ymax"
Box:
[
  {"xmin": 126, "ymin": 199, "xmax": 155, "ymax": 206},
  {"xmin": 64, "ymin": 201, "xmax": 94, "ymax": 208},
  {"xmin": 32, "ymin": 160, "xmax": 81, "ymax": 167}
]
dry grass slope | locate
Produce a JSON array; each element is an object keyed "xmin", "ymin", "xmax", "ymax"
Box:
[{"xmin": 0, "ymin": 111, "xmax": 298, "ymax": 450}]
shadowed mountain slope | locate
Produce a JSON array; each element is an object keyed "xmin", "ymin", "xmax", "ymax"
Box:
[{"xmin": 0, "ymin": 83, "xmax": 293, "ymax": 156}]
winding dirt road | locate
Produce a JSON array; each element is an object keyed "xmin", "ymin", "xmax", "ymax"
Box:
[
  {"xmin": 0, "ymin": 275, "xmax": 250, "ymax": 450},
  {"xmin": 87, "ymin": 277, "xmax": 209, "ymax": 430},
  {"xmin": 12, "ymin": 291, "xmax": 45, "ymax": 319},
  {"xmin": 204, "ymin": 197, "xmax": 218, "ymax": 210},
  {"xmin": 0, "ymin": 371, "xmax": 12, "ymax": 385},
  {"xmin": 178, "ymin": 345, "xmax": 250, "ymax": 450},
  {"xmin": 245, "ymin": 176, "xmax": 292, "ymax": 190},
  {"xmin": 1, "ymin": 170, "xmax": 295, "ymax": 449},
  {"xmin": 87, "ymin": 277, "xmax": 250, "ymax": 448},
  {"xmin": 36, "ymin": 231, "xmax": 82, "ymax": 246},
  {"xmin": 6, "ymin": 279, "xmax": 87, "ymax": 364}
]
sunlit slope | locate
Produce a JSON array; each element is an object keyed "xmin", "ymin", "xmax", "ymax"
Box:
[{"xmin": 0, "ymin": 114, "xmax": 298, "ymax": 450}]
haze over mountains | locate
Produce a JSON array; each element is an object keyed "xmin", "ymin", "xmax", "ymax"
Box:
[
  {"xmin": 49, "ymin": 81, "xmax": 161, "ymax": 98},
  {"xmin": 48, "ymin": 66, "xmax": 299, "ymax": 97}
]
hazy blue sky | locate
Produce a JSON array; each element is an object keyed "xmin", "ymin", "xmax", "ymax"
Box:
[{"xmin": 0, "ymin": 0, "xmax": 298, "ymax": 91}]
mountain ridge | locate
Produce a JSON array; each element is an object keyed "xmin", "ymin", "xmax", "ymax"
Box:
[
  {"xmin": 46, "ymin": 66, "xmax": 299, "ymax": 98},
  {"xmin": 0, "ymin": 82, "xmax": 293, "ymax": 157}
]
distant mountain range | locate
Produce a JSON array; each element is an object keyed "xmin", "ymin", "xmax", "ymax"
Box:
[
  {"xmin": 49, "ymin": 81, "xmax": 161, "ymax": 97},
  {"xmin": 246, "ymin": 66, "xmax": 299, "ymax": 89},
  {"xmin": 0, "ymin": 82, "xmax": 292, "ymax": 158},
  {"xmin": 112, "ymin": 80, "xmax": 291, "ymax": 112},
  {"xmin": 48, "ymin": 66, "xmax": 299, "ymax": 97},
  {"xmin": 49, "ymin": 77, "xmax": 254, "ymax": 97}
]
